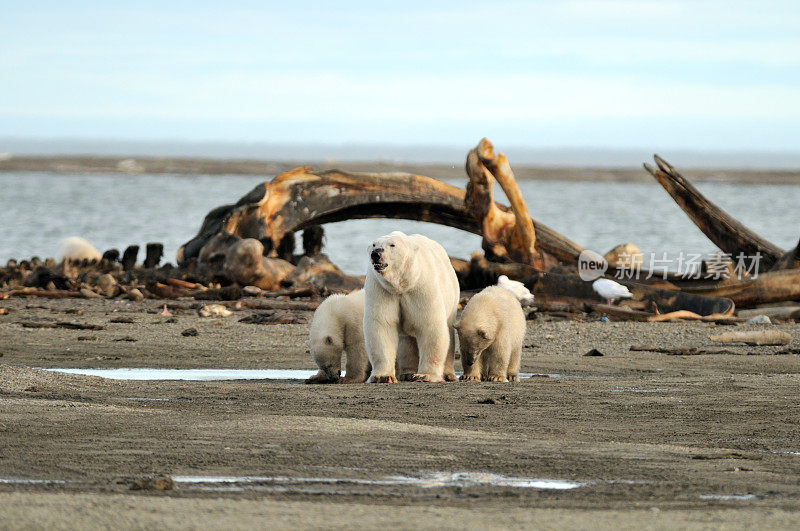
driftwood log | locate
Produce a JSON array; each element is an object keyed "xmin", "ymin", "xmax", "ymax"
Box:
[
  {"xmin": 466, "ymin": 139, "xmax": 543, "ymax": 268},
  {"xmin": 143, "ymin": 243, "xmax": 164, "ymax": 269},
  {"xmin": 178, "ymin": 167, "xmax": 583, "ymax": 267},
  {"xmin": 643, "ymin": 155, "xmax": 788, "ymax": 272},
  {"xmin": 121, "ymin": 245, "xmax": 139, "ymax": 272},
  {"xmin": 455, "ymin": 253, "xmax": 734, "ymax": 316},
  {"xmin": 173, "ymin": 141, "xmax": 797, "ymax": 309},
  {"xmin": 771, "ymin": 236, "xmax": 800, "ymax": 271},
  {"xmin": 670, "ymin": 268, "xmax": 800, "ymax": 308}
]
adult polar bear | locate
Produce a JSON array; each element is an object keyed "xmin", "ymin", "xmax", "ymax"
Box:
[{"xmin": 364, "ymin": 231, "xmax": 460, "ymax": 383}]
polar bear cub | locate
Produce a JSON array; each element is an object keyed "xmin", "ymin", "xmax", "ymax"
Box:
[
  {"xmin": 57, "ymin": 237, "xmax": 102, "ymax": 262},
  {"xmin": 455, "ymin": 285, "xmax": 525, "ymax": 382},
  {"xmin": 306, "ymin": 289, "xmax": 370, "ymax": 384},
  {"xmin": 364, "ymin": 231, "xmax": 460, "ymax": 383}
]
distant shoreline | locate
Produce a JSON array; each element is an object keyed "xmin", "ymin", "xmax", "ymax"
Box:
[{"xmin": 1, "ymin": 155, "xmax": 799, "ymax": 185}]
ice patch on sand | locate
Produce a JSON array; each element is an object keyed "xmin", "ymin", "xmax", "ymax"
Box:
[
  {"xmin": 44, "ymin": 368, "xmax": 319, "ymax": 381},
  {"xmin": 44, "ymin": 368, "xmax": 556, "ymax": 381},
  {"xmin": 172, "ymin": 472, "xmax": 584, "ymax": 490},
  {"xmin": 699, "ymin": 494, "xmax": 756, "ymax": 501}
]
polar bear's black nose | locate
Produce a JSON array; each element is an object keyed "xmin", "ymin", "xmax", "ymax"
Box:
[{"xmin": 371, "ymin": 248, "xmax": 383, "ymax": 262}]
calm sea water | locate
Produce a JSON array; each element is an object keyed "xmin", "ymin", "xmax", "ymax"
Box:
[{"xmin": 1, "ymin": 171, "xmax": 797, "ymax": 274}]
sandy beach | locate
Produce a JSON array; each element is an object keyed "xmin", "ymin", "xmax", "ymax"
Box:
[
  {"xmin": 5, "ymin": 1, "xmax": 800, "ymax": 527},
  {"xmin": 2, "ymin": 296, "xmax": 800, "ymax": 528}
]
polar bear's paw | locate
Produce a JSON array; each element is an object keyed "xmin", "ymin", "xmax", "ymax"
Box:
[
  {"xmin": 337, "ymin": 376, "xmax": 367, "ymax": 384},
  {"xmin": 459, "ymin": 374, "xmax": 481, "ymax": 382},
  {"xmin": 486, "ymin": 374, "xmax": 509, "ymax": 382},
  {"xmin": 305, "ymin": 371, "xmax": 338, "ymax": 384},
  {"xmin": 368, "ymin": 374, "xmax": 398, "ymax": 383},
  {"xmin": 443, "ymin": 372, "xmax": 458, "ymax": 382},
  {"xmin": 408, "ymin": 373, "xmax": 444, "ymax": 383},
  {"xmin": 507, "ymin": 374, "xmax": 519, "ymax": 382}
]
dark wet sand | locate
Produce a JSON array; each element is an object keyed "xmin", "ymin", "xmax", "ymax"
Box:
[
  {"xmin": 2, "ymin": 297, "xmax": 800, "ymax": 528},
  {"xmin": 2, "ymin": 155, "xmax": 800, "ymax": 184}
]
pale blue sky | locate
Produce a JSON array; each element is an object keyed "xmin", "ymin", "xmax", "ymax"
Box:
[{"xmin": 2, "ymin": 1, "xmax": 800, "ymax": 150}]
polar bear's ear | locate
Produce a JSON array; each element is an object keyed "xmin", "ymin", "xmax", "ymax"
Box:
[{"xmin": 325, "ymin": 336, "xmax": 334, "ymax": 345}]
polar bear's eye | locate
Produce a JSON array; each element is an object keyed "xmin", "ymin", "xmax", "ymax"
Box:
[{"xmin": 389, "ymin": 243, "xmax": 395, "ymax": 247}]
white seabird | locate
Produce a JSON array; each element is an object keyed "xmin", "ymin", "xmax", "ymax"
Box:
[
  {"xmin": 497, "ymin": 275, "xmax": 535, "ymax": 306},
  {"xmin": 592, "ymin": 278, "xmax": 633, "ymax": 305}
]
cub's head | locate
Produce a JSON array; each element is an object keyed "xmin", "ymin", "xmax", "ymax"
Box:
[
  {"xmin": 454, "ymin": 320, "xmax": 493, "ymax": 367},
  {"xmin": 309, "ymin": 334, "xmax": 343, "ymax": 383},
  {"xmin": 367, "ymin": 231, "xmax": 416, "ymax": 287}
]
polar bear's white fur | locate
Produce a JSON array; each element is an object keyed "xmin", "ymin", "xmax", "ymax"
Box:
[
  {"xmin": 455, "ymin": 285, "xmax": 525, "ymax": 382},
  {"xmin": 306, "ymin": 289, "xmax": 369, "ymax": 384},
  {"xmin": 364, "ymin": 231, "xmax": 459, "ymax": 383},
  {"xmin": 57, "ymin": 237, "xmax": 102, "ymax": 262}
]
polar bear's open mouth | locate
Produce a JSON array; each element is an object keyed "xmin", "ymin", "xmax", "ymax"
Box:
[{"xmin": 372, "ymin": 262, "xmax": 388, "ymax": 271}]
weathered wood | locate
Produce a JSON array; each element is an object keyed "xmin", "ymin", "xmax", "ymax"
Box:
[
  {"xmin": 302, "ymin": 226, "xmax": 325, "ymax": 256},
  {"xmin": 55, "ymin": 321, "xmax": 107, "ymax": 331},
  {"xmin": 468, "ymin": 139, "xmax": 542, "ymax": 267},
  {"xmin": 238, "ymin": 299, "xmax": 319, "ymax": 311},
  {"xmin": 121, "ymin": 245, "xmax": 139, "ymax": 272},
  {"xmin": 709, "ymin": 330, "xmax": 792, "ymax": 346},
  {"xmin": 465, "ymin": 150, "xmax": 515, "ymax": 261},
  {"xmin": 259, "ymin": 285, "xmax": 318, "ymax": 299},
  {"xmin": 166, "ymin": 278, "xmax": 199, "ymax": 290},
  {"xmin": 23, "ymin": 267, "xmax": 72, "ymax": 290},
  {"xmin": 190, "ymin": 285, "xmax": 243, "ymax": 301},
  {"xmin": 532, "ymin": 272, "xmax": 735, "ymax": 316},
  {"xmin": 646, "ymin": 310, "xmax": 703, "ymax": 322},
  {"xmin": 644, "ymin": 155, "xmax": 784, "ymax": 271},
  {"xmin": 10, "ymin": 288, "xmax": 82, "ymax": 298},
  {"xmin": 101, "ymin": 249, "xmax": 120, "ymax": 262},
  {"xmin": 144, "ymin": 243, "xmax": 164, "ymax": 269},
  {"xmin": 288, "ymin": 254, "xmax": 363, "ymax": 294},
  {"xmin": 771, "ymin": 236, "xmax": 800, "ymax": 271},
  {"xmin": 630, "ymin": 346, "xmax": 741, "ymax": 356},
  {"xmin": 594, "ymin": 305, "xmax": 651, "ymax": 321},
  {"xmin": 222, "ymin": 239, "xmax": 294, "ymax": 291},
  {"xmin": 20, "ymin": 321, "xmax": 107, "ymax": 330},
  {"xmin": 147, "ymin": 282, "xmax": 187, "ymax": 299},
  {"xmin": 177, "ymin": 168, "xmax": 583, "ymax": 266},
  {"xmin": 672, "ymin": 268, "xmax": 800, "ymax": 308},
  {"xmin": 452, "ymin": 253, "xmax": 539, "ymax": 290},
  {"xmin": 165, "ymin": 299, "xmax": 317, "ymax": 312},
  {"xmin": 456, "ymin": 254, "xmax": 735, "ymax": 317},
  {"xmin": 738, "ymin": 306, "xmax": 800, "ymax": 320}
]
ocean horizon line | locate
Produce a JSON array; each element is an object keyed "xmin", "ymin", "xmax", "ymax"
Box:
[{"xmin": 3, "ymin": 137, "xmax": 800, "ymax": 171}]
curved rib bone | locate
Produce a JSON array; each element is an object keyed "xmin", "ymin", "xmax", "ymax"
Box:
[
  {"xmin": 178, "ymin": 167, "xmax": 583, "ymax": 266},
  {"xmin": 644, "ymin": 155, "xmax": 784, "ymax": 272}
]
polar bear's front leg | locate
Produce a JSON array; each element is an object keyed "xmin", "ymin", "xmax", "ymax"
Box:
[
  {"xmin": 443, "ymin": 327, "xmax": 457, "ymax": 382},
  {"xmin": 410, "ymin": 322, "xmax": 449, "ymax": 382},
  {"xmin": 396, "ymin": 336, "xmax": 419, "ymax": 381},
  {"xmin": 365, "ymin": 321, "xmax": 399, "ymax": 383},
  {"xmin": 340, "ymin": 343, "xmax": 371, "ymax": 384},
  {"xmin": 364, "ymin": 278, "xmax": 401, "ymax": 383},
  {"xmin": 485, "ymin": 338, "xmax": 512, "ymax": 382},
  {"xmin": 306, "ymin": 369, "xmax": 336, "ymax": 384},
  {"xmin": 507, "ymin": 339, "xmax": 523, "ymax": 382},
  {"xmin": 459, "ymin": 353, "xmax": 482, "ymax": 381}
]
